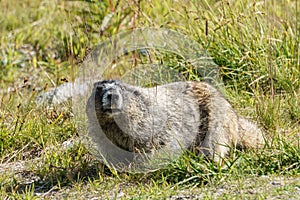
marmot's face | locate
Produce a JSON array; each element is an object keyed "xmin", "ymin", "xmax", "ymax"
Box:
[{"xmin": 94, "ymin": 80, "xmax": 124, "ymax": 116}]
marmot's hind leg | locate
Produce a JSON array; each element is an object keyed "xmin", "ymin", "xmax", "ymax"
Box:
[
  {"xmin": 195, "ymin": 83, "xmax": 240, "ymax": 163},
  {"xmin": 199, "ymin": 114, "xmax": 235, "ymax": 164}
]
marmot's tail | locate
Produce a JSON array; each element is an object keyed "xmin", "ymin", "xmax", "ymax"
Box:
[{"xmin": 238, "ymin": 117, "xmax": 265, "ymax": 149}]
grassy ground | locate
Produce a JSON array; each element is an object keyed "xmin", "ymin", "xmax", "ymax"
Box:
[{"xmin": 0, "ymin": 0, "xmax": 299, "ymax": 199}]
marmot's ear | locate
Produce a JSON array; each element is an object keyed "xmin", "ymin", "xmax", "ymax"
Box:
[
  {"xmin": 93, "ymin": 81, "xmax": 102, "ymax": 88},
  {"xmin": 133, "ymin": 90, "xmax": 141, "ymax": 96},
  {"xmin": 93, "ymin": 80, "xmax": 112, "ymax": 88}
]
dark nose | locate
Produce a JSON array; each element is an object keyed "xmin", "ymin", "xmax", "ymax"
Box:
[
  {"xmin": 106, "ymin": 91, "xmax": 120, "ymax": 104},
  {"xmin": 101, "ymin": 89, "xmax": 123, "ymax": 112}
]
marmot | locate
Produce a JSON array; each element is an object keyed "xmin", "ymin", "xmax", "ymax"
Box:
[{"xmin": 86, "ymin": 80, "xmax": 265, "ymax": 166}]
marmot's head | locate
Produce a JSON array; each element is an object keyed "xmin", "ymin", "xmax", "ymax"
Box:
[
  {"xmin": 89, "ymin": 80, "xmax": 154, "ymax": 150},
  {"xmin": 93, "ymin": 80, "xmax": 124, "ymax": 116}
]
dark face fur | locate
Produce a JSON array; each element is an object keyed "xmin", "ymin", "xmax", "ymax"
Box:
[{"xmin": 94, "ymin": 80, "xmax": 124, "ymax": 116}]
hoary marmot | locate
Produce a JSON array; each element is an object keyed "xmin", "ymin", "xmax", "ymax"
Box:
[{"xmin": 86, "ymin": 80, "xmax": 265, "ymax": 164}]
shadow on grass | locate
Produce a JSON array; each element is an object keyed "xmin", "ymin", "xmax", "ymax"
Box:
[{"xmin": 3, "ymin": 157, "xmax": 112, "ymax": 196}]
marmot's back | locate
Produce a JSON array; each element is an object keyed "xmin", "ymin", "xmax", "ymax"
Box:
[{"xmin": 86, "ymin": 80, "xmax": 265, "ymax": 165}]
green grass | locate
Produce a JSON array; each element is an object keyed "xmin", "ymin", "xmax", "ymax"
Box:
[{"xmin": 0, "ymin": 0, "xmax": 299, "ymax": 199}]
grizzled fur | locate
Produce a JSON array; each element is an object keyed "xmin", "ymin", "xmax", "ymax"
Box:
[{"xmin": 86, "ymin": 80, "xmax": 265, "ymax": 163}]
